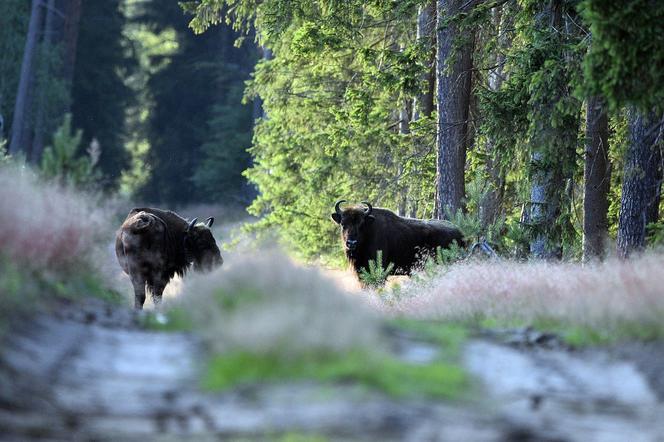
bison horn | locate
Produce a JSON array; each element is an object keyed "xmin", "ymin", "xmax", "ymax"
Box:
[
  {"xmin": 361, "ymin": 201, "xmax": 372, "ymax": 215},
  {"xmin": 187, "ymin": 218, "xmax": 198, "ymax": 232},
  {"xmin": 334, "ymin": 200, "xmax": 347, "ymax": 215},
  {"xmin": 206, "ymin": 217, "xmax": 214, "ymax": 228}
]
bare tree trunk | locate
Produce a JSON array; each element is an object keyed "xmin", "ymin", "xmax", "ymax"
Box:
[
  {"xmin": 434, "ymin": 0, "xmax": 473, "ymax": 219},
  {"xmin": 397, "ymin": 97, "xmax": 411, "ymax": 216},
  {"xmin": 62, "ymin": 0, "xmax": 82, "ymax": 91},
  {"xmin": 617, "ymin": 109, "xmax": 663, "ymax": 258},
  {"xmin": 413, "ymin": 0, "xmax": 435, "ymax": 121},
  {"xmin": 9, "ymin": 0, "xmax": 43, "ymax": 156},
  {"xmin": 582, "ymin": 96, "xmax": 610, "ymax": 262},
  {"xmin": 31, "ymin": 0, "xmax": 57, "ymax": 164}
]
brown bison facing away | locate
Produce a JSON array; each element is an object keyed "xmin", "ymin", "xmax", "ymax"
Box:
[
  {"xmin": 331, "ymin": 200, "xmax": 464, "ymax": 277},
  {"xmin": 116, "ymin": 207, "xmax": 223, "ymax": 309}
]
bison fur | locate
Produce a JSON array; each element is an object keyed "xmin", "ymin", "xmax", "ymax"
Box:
[{"xmin": 115, "ymin": 207, "xmax": 223, "ymax": 309}]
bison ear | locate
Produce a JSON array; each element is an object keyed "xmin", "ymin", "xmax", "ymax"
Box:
[
  {"xmin": 187, "ymin": 218, "xmax": 198, "ymax": 232},
  {"xmin": 206, "ymin": 217, "xmax": 214, "ymax": 228},
  {"xmin": 331, "ymin": 213, "xmax": 341, "ymax": 224},
  {"xmin": 365, "ymin": 215, "xmax": 375, "ymax": 225}
]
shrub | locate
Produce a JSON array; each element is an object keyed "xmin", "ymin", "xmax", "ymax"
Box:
[
  {"xmin": 40, "ymin": 114, "xmax": 100, "ymax": 188},
  {"xmin": 0, "ymin": 163, "xmax": 121, "ymax": 330},
  {"xmin": 359, "ymin": 250, "xmax": 394, "ymax": 288}
]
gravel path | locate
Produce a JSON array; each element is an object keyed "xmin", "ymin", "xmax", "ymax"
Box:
[{"xmin": 1, "ymin": 300, "xmax": 663, "ymax": 441}]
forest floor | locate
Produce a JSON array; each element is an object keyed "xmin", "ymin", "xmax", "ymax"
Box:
[{"xmin": 2, "ymin": 295, "xmax": 664, "ymax": 441}]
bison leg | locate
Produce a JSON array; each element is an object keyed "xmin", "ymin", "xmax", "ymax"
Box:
[
  {"xmin": 149, "ymin": 279, "xmax": 168, "ymax": 307},
  {"xmin": 131, "ymin": 275, "xmax": 147, "ymax": 309}
]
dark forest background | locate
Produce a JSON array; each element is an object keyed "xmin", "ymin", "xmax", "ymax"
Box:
[
  {"xmin": 0, "ymin": 0, "xmax": 257, "ymax": 206},
  {"xmin": 1, "ymin": 0, "xmax": 663, "ymax": 265}
]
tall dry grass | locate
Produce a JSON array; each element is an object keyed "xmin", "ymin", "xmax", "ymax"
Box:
[
  {"xmin": 0, "ymin": 164, "xmax": 123, "ymax": 313},
  {"xmin": 0, "ymin": 165, "xmax": 109, "ymax": 270},
  {"xmin": 379, "ymin": 254, "xmax": 664, "ymax": 336}
]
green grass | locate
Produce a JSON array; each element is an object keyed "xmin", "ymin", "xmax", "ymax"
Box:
[
  {"xmin": 531, "ymin": 317, "xmax": 664, "ymax": 346},
  {"xmin": 142, "ymin": 306, "xmax": 193, "ymax": 331},
  {"xmin": 476, "ymin": 315, "xmax": 664, "ymax": 347},
  {"xmin": 149, "ymin": 305, "xmax": 470, "ymax": 399},
  {"xmin": 203, "ymin": 349, "xmax": 467, "ymax": 399},
  {"xmin": 389, "ymin": 319, "xmax": 468, "ymax": 353},
  {"xmin": 0, "ymin": 255, "xmax": 122, "ymax": 336}
]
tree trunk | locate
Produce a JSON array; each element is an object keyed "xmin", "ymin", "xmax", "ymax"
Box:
[
  {"xmin": 62, "ymin": 0, "xmax": 82, "ymax": 91},
  {"xmin": 528, "ymin": 0, "xmax": 578, "ymax": 260},
  {"xmin": 31, "ymin": 0, "xmax": 57, "ymax": 164},
  {"xmin": 413, "ymin": 0, "xmax": 435, "ymax": 121},
  {"xmin": 434, "ymin": 0, "xmax": 473, "ymax": 219},
  {"xmin": 617, "ymin": 109, "xmax": 663, "ymax": 258},
  {"xmin": 582, "ymin": 96, "xmax": 610, "ymax": 262},
  {"xmin": 9, "ymin": 0, "xmax": 43, "ymax": 156},
  {"xmin": 479, "ymin": 5, "xmax": 510, "ymax": 230},
  {"xmin": 397, "ymin": 97, "xmax": 411, "ymax": 216}
]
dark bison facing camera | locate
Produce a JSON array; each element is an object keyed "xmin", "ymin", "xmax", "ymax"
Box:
[
  {"xmin": 331, "ymin": 200, "xmax": 464, "ymax": 278},
  {"xmin": 115, "ymin": 207, "xmax": 223, "ymax": 309}
]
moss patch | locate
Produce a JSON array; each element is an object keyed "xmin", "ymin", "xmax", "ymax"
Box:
[{"xmin": 203, "ymin": 349, "xmax": 467, "ymax": 399}]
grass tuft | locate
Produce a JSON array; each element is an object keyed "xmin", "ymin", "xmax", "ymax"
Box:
[{"xmin": 202, "ymin": 350, "xmax": 467, "ymax": 399}]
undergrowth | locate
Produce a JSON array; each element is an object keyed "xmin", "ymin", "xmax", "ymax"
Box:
[
  {"xmin": 0, "ymin": 163, "xmax": 122, "ymax": 335},
  {"xmin": 374, "ymin": 254, "xmax": 664, "ymax": 346}
]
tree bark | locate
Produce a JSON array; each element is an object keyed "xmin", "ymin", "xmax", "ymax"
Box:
[
  {"xmin": 617, "ymin": 109, "xmax": 663, "ymax": 258},
  {"xmin": 528, "ymin": 0, "xmax": 578, "ymax": 260},
  {"xmin": 413, "ymin": 0, "xmax": 435, "ymax": 121},
  {"xmin": 62, "ymin": 0, "xmax": 82, "ymax": 91},
  {"xmin": 434, "ymin": 0, "xmax": 473, "ymax": 219},
  {"xmin": 31, "ymin": 0, "xmax": 57, "ymax": 164},
  {"xmin": 582, "ymin": 96, "xmax": 610, "ymax": 262},
  {"xmin": 9, "ymin": 0, "xmax": 43, "ymax": 156},
  {"xmin": 397, "ymin": 97, "xmax": 411, "ymax": 216}
]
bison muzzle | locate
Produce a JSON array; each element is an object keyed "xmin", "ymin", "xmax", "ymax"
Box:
[
  {"xmin": 115, "ymin": 207, "xmax": 223, "ymax": 309},
  {"xmin": 331, "ymin": 200, "xmax": 464, "ymax": 278}
]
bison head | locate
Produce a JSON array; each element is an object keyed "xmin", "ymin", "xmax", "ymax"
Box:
[
  {"xmin": 331, "ymin": 200, "xmax": 375, "ymax": 257},
  {"xmin": 184, "ymin": 217, "xmax": 223, "ymax": 271}
]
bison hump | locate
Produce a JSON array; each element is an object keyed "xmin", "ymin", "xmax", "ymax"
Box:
[{"xmin": 122, "ymin": 212, "xmax": 161, "ymax": 233}]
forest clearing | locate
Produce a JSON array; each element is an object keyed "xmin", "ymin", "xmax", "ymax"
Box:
[{"xmin": 1, "ymin": 0, "xmax": 664, "ymax": 440}]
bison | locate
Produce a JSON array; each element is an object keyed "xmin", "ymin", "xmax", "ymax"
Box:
[
  {"xmin": 331, "ymin": 200, "xmax": 464, "ymax": 277},
  {"xmin": 115, "ymin": 207, "xmax": 223, "ymax": 309}
]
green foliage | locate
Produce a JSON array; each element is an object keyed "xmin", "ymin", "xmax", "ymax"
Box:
[
  {"xmin": 203, "ymin": 349, "xmax": 467, "ymax": 399},
  {"xmin": 646, "ymin": 221, "xmax": 664, "ymax": 248},
  {"xmin": 137, "ymin": 0, "xmax": 257, "ymax": 204},
  {"xmin": 40, "ymin": 114, "xmax": 100, "ymax": 188},
  {"xmin": 359, "ymin": 250, "xmax": 395, "ymax": 287},
  {"xmin": 580, "ymin": 0, "xmax": 664, "ymax": 112},
  {"xmin": 180, "ymin": 0, "xmax": 660, "ymax": 264}
]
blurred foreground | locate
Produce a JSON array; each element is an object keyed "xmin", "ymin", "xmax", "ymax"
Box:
[{"xmin": 2, "ymin": 164, "xmax": 664, "ymax": 440}]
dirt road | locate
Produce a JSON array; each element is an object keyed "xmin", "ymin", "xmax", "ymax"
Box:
[{"xmin": 1, "ymin": 299, "xmax": 663, "ymax": 441}]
